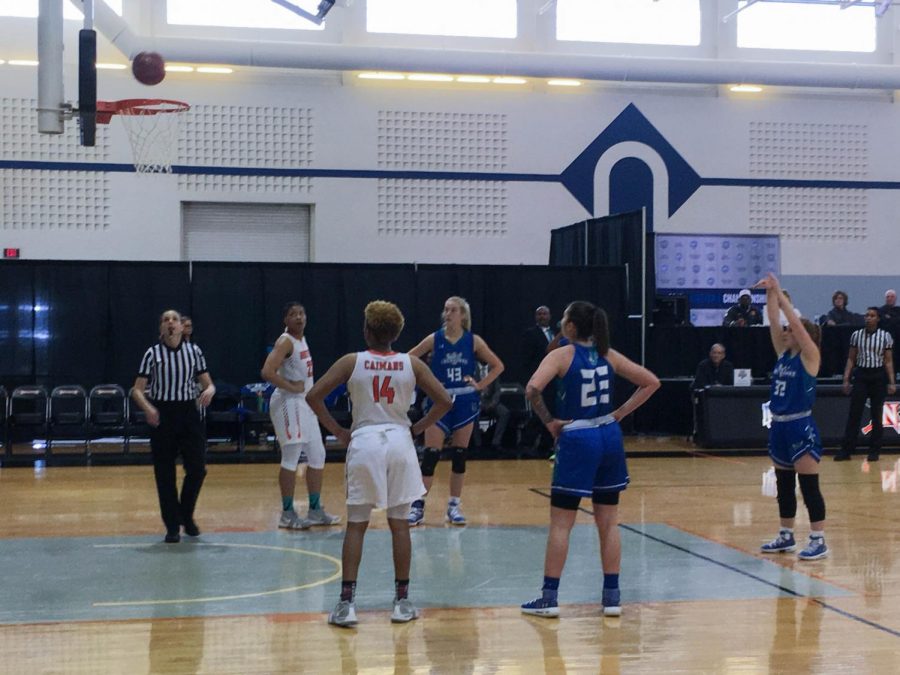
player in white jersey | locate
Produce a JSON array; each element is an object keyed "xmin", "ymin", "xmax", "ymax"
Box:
[
  {"xmin": 261, "ymin": 302, "xmax": 340, "ymax": 530},
  {"xmin": 307, "ymin": 301, "xmax": 451, "ymax": 628}
]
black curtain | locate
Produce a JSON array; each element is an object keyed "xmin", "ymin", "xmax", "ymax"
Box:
[
  {"xmin": 549, "ymin": 210, "xmax": 648, "ymax": 317},
  {"xmin": 0, "ymin": 261, "xmax": 626, "ymax": 394}
]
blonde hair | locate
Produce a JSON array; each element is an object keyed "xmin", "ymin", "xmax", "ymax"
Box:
[
  {"xmin": 365, "ymin": 301, "xmax": 405, "ymax": 344},
  {"xmin": 159, "ymin": 309, "xmax": 181, "ymax": 325},
  {"xmin": 446, "ymin": 296, "xmax": 472, "ymax": 331}
]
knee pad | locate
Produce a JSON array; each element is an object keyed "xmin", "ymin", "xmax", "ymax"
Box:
[
  {"xmin": 592, "ymin": 490, "xmax": 620, "ymax": 506},
  {"xmin": 798, "ymin": 473, "xmax": 826, "ymax": 523},
  {"xmin": 775, "ymin": 469, "xmax": 797, "ymax": 520},
  {"xmin": 450, "ymin": 446, "xmax": 467, "ymax": 474},
  {"xmin": 420, "ymin": 447, "xmax": 441, "ymax": 477},
  {"xmin": 347, "ymin": 504, "xmax": 373, "ymax": 523},
  {"xmin": 551, "ymin": 493, "xmax": 581, "ymax": 510},
  {"xmin": 280, "ymin": 442, "xmax": 303, "ymax": 471},
  {"xmin": 386, "ymin": 503, "xmax": 409, "ymax": 520},
  {"xmin": 304, "ymin": 439, "xmax": 326, "ymax": 470}
]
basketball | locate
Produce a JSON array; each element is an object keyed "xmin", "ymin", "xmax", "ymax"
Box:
[{"xmin": 132, "ymin": 51, "xmax": 166, "ymax": 86}]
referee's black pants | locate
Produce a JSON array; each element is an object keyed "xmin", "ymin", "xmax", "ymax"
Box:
[
  {"xmin": 149, "ymin": 401, "xmax": 207, "ymax": 534},
  {"xmin": 841, "ymin": 367, "xmax": 888, "ymax": 455}
]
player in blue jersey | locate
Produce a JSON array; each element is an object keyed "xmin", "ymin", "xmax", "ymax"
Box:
[
  {"xmin": 407, "ymin": 296, "xmax": 504, "ymax": 526},
  {"xmin": 520, "ymin": 301, "xmax": 660, "ymax": 618},
  {"xmin": 756, "ymin": 272, "xmax": 828, "ymax": 561}
]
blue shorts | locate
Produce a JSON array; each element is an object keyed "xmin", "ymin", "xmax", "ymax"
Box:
[
  {"xmin": 768, "ymin": 416, "xmax": 822, "ymax": 469},
  {"xmin": 425, "ymin": 392, "xmax": 481, "ymax": 435},
  {"xmin": 552, "ymin": 423, "xmax": 628, "ymax": 497}
]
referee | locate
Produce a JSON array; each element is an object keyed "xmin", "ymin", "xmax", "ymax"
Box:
[
  {"xmin": 132, "ymin": 309, "xmax": 216, "ymax": 542},
  {"xmin": 835, "ymin": 306, "xmax": 896, "ymax": 462}
]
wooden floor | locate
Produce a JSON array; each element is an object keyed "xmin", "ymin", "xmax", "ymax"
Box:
[{"xmin": 2, "ymin": 440, "xmax": 900, "ymax": 673}]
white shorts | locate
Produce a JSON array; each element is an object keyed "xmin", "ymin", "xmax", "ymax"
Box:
[
  {"xmin": 269, "ymin": 391, "xmax": 326, "ymax": 468},
  {"xmin": 345, "ymin": 423, "xmax": 425, "ymax": 509}
]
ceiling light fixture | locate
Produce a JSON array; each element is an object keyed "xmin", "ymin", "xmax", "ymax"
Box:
[
  {"xmin": 358, "ymin": 72, "xmax": 405, "ymax": 80},
  {"xmin": 729, "ymin": 84, "xmax": 763, "ymax": 92}
]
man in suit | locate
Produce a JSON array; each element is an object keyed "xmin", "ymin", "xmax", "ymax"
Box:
[
  {"xmin": 521, "ymin": 305, "xmax": 555, "ymax": 454},
  {"xmin": 522, "ymin": 306, "xmax": 554, "ymax": 381}
]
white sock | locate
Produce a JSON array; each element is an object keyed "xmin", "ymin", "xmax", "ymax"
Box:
[
  {"xmin": 811, "ymin": 531, "xmax": 824, "ymax": 539},
  {"xmin": 448, "ymin": 497, "xmax": 460, "ymax": 507}
]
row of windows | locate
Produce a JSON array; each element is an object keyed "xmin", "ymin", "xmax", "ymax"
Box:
[{"xmin": 1, "ymin": 0, "xmax": 879, "ymax": 53}]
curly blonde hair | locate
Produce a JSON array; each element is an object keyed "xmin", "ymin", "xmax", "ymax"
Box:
[{"xmin": 365, "ymin": 301, "xmax": 405, "ymax": 344}]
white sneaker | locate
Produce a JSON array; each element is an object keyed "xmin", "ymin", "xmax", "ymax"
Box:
[
  {"xmin": 278, "ymin": 509, "xmax": 310, "ymax": 530},
  {"xmin": 307, "ymin": 507, "xmax": 341, "ymax": 526},
  {"xmin": 390, "ymin": 598, "xmax": 420, "ymax": 623},
  {"xmin": 446, "ymin": 503, "xmax": 466, "ymax": 526},
  {"xmin": 328, "ymin": 600, "xmax": 358, "ymax": 627},
  {"xmin": 408, "ymin": 500, "xmax": 425, "ymax": 526}
]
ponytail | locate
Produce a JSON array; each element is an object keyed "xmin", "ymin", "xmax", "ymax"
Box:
[{"xmin": 592, "ymin": 308, "xmax": 610, "ymax": 356}]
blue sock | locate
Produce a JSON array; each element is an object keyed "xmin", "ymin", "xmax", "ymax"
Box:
[
  {"xmin": 282, "ymin": 496, "xmax": 293, "ymax": 511},
  {"xmin": 603, "ymin": 573, "xmax": 619, "ymax": 590},
  {"xmin": 309, "ymin": 493, "xmax": 321, "ymax": 511},
  {"xmin": 542, "ymin": 576, "xmax": 560, "ymax": 601}
]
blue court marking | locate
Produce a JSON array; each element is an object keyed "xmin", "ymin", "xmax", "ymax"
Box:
[
  {"xmin": 0, "ymin": 524, "xmax": 847, "ymax": 626},
  {"xmin": 622, "ymin": 523, "xmax": 900, "ymax": 639}
]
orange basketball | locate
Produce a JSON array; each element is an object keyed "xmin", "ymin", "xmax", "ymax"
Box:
[{"xmin": 132, "ymin": 51, "xmax": 166, "ymax": 86}]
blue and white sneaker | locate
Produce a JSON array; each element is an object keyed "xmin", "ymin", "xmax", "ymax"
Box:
[
  {"xmin": 446, "ymin": 502, "xmax": 467, "ymax": 526},
  {"xmin": 602, "ymin": 588, "xmax": 621, "ymax": 617},
  {"xmin": 408, "ymin": 500, "xmax": 425, "ymax": 527},
  {"xmin": 761, "ymin": 530, "xmax": 796, "ymax": 553},
  {"xmin": 797, "ymin": 535, "xmax": 828, "ymax": 561},
  {"xmin": 521, "ymin": 596, "xmax": 560, "ymax": 618}
]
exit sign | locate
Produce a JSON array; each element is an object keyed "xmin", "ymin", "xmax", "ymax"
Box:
[{"xmin": 3, "ymin": 248, "xmax": 20, "ymax": 259}]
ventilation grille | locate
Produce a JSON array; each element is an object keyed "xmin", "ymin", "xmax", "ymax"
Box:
[
  {"xmin": 749, "ymin": 188, "xmax": 867, "ymax": 240},
  {"xmin": 749, "ymin": 121, "xmax": 867, "ymax": 179},
  {"xmin": 377, "ymin": 110, "xmax": 507, "ymax": 171},
  {"xmin": 0, "ymin": 97, "xmax": 110, "ymax": 161},
  {"xmin": 378, "ymin": 180, "xmax": 507, "ymax": 237},
  {"xmin": 1, "ymin": 170, "xmax": 110, "ymax": 230},
  {"xmin": 178, "ymin": 104, "xmax": 313, "ymax": 193}
]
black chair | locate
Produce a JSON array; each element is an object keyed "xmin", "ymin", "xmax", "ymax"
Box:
[
  {"xmin": 126, "ymin": 387, "xmax": 153, "ymax": 453},
  {"xmin": 240, "ymin": 384, "xmax": 275, "ymax": 451},
  {"xmin": 206, "ymin": 391, "xmax": 242, "ymax": 452},
  {"xmin": 8, "ymin": 386, "xmax": 49, "ymax": 451},
  {"xmin": 0, "ymin": 385, "xmax": 8, "ymax": 454},
  {"xmin": 496, "ymin": 382, "xmax": 532, "ymax": 455},
  {"xmin": 48, "ymin": 385, "xmax": 89, "ymax": 456},
  {"xmin": 88, "ymin": 384, "xmax": 127, "ymax": 453}
]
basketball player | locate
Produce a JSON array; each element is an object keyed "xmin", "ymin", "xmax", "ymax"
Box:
[
  {"xmin": 261, "ymin": 302, "xmax": 340, "ymax": 530},
  {"xmin": 756, "ymin": 273, "xmax": 828, "ymax": 561},
  {"xmin": 521, "ymin": 301, "xmax": 660, "ymax": 618},
  {"xmin": 306, "ymin": 301, "xmax": 452, "ymax": 627},
  {"xmin": 407, "ymin": 296, "xmax": 504, "ymax": 526}
]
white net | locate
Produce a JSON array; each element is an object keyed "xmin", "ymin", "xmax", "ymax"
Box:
[{"xmin": 117, "ymin": 100, "xmax": 189, "ymax": 174}]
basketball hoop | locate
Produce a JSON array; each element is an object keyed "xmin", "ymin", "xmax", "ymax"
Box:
[{"xmin": 97, "ymin": 99, "xmax": 190, "ymax": 174}]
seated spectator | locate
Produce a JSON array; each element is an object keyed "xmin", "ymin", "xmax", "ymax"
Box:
[
  {"xmin": 879, "ymin": 289, "xmax": 899, "ymax": 333},
  {"xmin": 762, "ymin": 289, "xmax": 802, "ymax": 327},
  {"xmin": 819, "ymin": 290, "xmax": 862, "ymax": 326},
  {"xmin": 692, "ymin": 343, "xmax": 735, "ymax": 389},
  {"xmin": 723, "ymin": 289, "xmax": 763, "ymax": 327}
]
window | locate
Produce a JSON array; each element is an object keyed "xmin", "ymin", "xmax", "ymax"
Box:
[
  {"xmin": 367, "ymin": 0, "xmax": 516, "ymax": 38},
  {"xmin": 737, "ymin": 2, "xmax": 875, "ymax": 52},
  {"xmin": 167, "ymin": 0, "xmax": 323, "ymax": 30},
  {"xmin": 1, "ymin": 0, "xmax": 122, "ymax": 19},
  {"xmin": 557, "ymin": 0, "xmax": 700, "ymax": 47}
]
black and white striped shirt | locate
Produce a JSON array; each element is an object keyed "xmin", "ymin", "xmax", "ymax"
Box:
[
  {"xmin": 138, "ymin": 341, "xmax": 208, "ymax": 402},
  {"xmin": 850, "ymin": 328, "xmax": 893, "ymax": 369}
]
